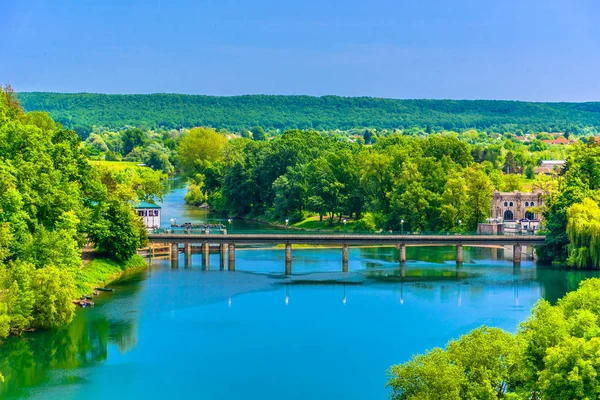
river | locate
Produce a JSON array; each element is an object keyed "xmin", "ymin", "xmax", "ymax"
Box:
[{"xmin": 1, "ymin": 180, "xmax": 598, "ymax": 399}]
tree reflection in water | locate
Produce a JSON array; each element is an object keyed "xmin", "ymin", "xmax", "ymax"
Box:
[{"xmin": 0, "ymin": 269, "xmax": 145, "ymax": 398}]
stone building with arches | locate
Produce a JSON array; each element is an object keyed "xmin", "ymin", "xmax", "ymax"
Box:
[{"xmin": 492, "ymin": 190, "xmax": 544, "ymax": 223}]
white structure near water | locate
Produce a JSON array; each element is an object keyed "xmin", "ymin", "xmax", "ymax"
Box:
[{"xmin": 133, "ymin": 201, "xmax": 161, "ymax": 230}]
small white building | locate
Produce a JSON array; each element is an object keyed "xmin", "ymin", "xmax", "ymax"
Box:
[{"xmin": 133, "ymin": 201, "xmax": 161, "ymax": 230}]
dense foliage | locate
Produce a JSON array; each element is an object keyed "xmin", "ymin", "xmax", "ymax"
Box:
[
  {"xmin": 387, "ymin": 278, "xmax": 600, "ymax": 399},
  {"xmin": 0, "ymin": 86, "xmax": 153, "ymax": 339},
  {"xmin": 19, "ymin": 92, "xmax": 600, "ymax": 134},
  {"xmin": 538, "ymin": 141, "xmax": 600, "ymax": 266},
  {"xmin": 178, "ymin": 128, "xmax": 567, "ymax": 233}
]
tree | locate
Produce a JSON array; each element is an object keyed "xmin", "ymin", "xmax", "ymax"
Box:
[
  {"xmin": 501, "ymin": 174, "xmax": 523, "ymax": 192},
  {"xmin": 143, "ymin": 142, "xmax": 174, "ymax": 174},
  {"xmin": 30, "ymin": 266, "xmax": 75, "ymax": 329},
  {"xmin": 566, "ymin": 198, "xmax": 600, "ymax": 268},
  {"xmin": 251, "ymin": 126, "xmax": 267, "ymax": 141},
  {"xmin": 539, "ymin": 337, "xmax": 600, "ymax": 399},
  {"xmin": 387, "ymin": 348, "xmax": 465, "ymax": 400},
  {"xmin": 465, "ymin": 168, "xmax": 494, "ymax": 230},
  {"xmin": 503, "ymin": 151, "xmax": 518, "ymax": 174},
  {"xmin": 88, "ymin": 201, "xmax": 148, "ymax": 262},
  {"xmin": 446, "ymin": 327, "xmax": 519, "ymax": 399},
  {"xmin": 121, "ymin": 128, "xmax": 146, "ymax": 156},
  {"xmin": 178, "ymin": 127, "xmax": 227, "ymax": 175}
]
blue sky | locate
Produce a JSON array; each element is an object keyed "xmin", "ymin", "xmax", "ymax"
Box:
[{"xmin": 2, "ymin": 0, "xmax": 599, "ymax": 100}]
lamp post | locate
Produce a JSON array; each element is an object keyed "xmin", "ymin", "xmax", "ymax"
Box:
[
  {"xmin": 458, "ymin": 219, "xmax": 462, "ymax": 233},
  {"xmin": 343, "ymin": 218, "xmax": 347, "ymax": 233},
  {"xmin": 401, "ymin": 219, "xmax": 404, "ymax": 235},
  {"xmin": 285, "ymin": 219, "xmax": 289, "ymax": 232},
  {"xmin": 228, "ymin": 218, "xmax": 232, "ymax": 233}
]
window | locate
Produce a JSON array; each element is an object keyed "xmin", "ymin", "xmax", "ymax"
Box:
[
  {"xmin": 153, "ymin": 210, "xmax": 159, "ymax": 216},
  {"xmin": 530, "ymin": 202, "xmax": 534, "ymax": 206},
  {"xmin": 509, "ymin": 202, "xmax": 513, "ymax": 206},
  {"xmin": 138, "ymin": 210, "xmax": 145, "ymax": 217},
  {"xmin": 504, "ymin": 202, "xmax": 508, "ymax": 206},
  {"xmin": 504, "ymin": 210, "xmax": 514, "ymax": 220},
  {"xmin": 525, "ymin": 201, "xmax": 529, "ymax": 207},
  {"xmin": 525, "ymin": 211, "xmax": 535, "ymax": 220}
]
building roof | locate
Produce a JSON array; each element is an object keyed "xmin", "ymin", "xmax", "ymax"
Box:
[{"xmin": 133, "ymin": 201, "xmax": 162, "ymax": 209}]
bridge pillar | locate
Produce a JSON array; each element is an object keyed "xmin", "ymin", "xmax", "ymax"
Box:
[
  {"xmin": 228, "ymin": 243, "xmax": 235, "ymax": 271},
  {"xmin": 342, "ymin": 243, "xmax": 349, "ymax": 272},
  {"xmin": 171, "ymin": 242, "xmax": 179, "ymax": 268},
  {"xmin": 219, "ymin": 244, "xmax": 226, "ymax": 270},
  {"xmin": 399, "ymin": 244, "xmax": 406, "ymax": 263},
  {"xmin": 184, "ymin": 243, "xmax": 192, "ymax": 268},
  {"xmin": 202, "ymin": 241, "xmax": 210, "ymax": 270},
  {"xmin": 456, "ymin": 244, "xmax": 464, "ymax": 264},
  {"xmin": 285, "ymin": 243, "xmax": 292, "ymax": 275},
  {"xmin": 400, "ymin": 262, "xmax": 406, "ymax": 279},
  {"xmin": 514, "ymin": 244, "xmax": 522, "ymax": 264}
]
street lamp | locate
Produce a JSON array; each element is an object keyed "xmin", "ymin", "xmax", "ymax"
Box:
[
  {"xmin": 401, "ymin": 219, "xmax": 404, "ymax": 235},
  {"xmin": 285, "ymin": 219, "xmax": 289, "ymax": 231},
  {"xmin": 458, "ymin": 219, "xmax": 462, "ymax": 232},
  {"xmin": 228, "ymin": 218, "xmax": 232, "ymax": 233},
  {"xmin": 343, "ymin": 218, "xmax": 347, "ymax": 233}
]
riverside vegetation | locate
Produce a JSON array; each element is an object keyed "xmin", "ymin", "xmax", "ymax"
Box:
[
  {"xmin": 0, "ymin": 86, "xmax": 163, "ymax": 347},
  {"xmin": 7, "ymin": 87, "xmax": 600, "ymax": 395}
]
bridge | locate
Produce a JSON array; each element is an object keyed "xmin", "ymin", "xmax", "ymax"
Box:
[{"xmin": 146, "ymin": 232, "xmax": 546, "ymax": 273}]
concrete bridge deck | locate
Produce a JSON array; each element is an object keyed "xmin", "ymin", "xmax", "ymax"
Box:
[
  {"xmin": 148, "ymin": 233, "xmax": 546, "ymax": 246},
  {"xmin": 146, "ymin": 233, "xmax": 546, "ymax": 273}
]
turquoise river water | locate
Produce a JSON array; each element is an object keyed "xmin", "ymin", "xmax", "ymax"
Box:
[{"xmin": 1, "ymin": 182, "xmax": 598, "ymax": 399}]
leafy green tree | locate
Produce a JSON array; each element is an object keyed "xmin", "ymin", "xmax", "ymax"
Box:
[
  {"xmin": 465, "ymin": 168, "xmax": 494, "ymax": 230},
  {"xmin": 446, "ymin": 327, "xmax": 519, "ymax": 399},
  {"xmin": 31, "ymin": 266, "xmax": 75, "ymax": 329},
  {"xmin": 387, "ymin": 348, "xmax": 465, "ymax": 400},
  {"xmin": 88, "ymin": 200, "xmax": 149, "ymax": 262},
  {"xmin": 251, "ymin": 126, "xmax": 267, "ymax": 141},
  {"xmin": 178, "ymin": 127, "xmax": 227, "ymax": 175},
  {"xmin": 501, "ymin": 174, "xmax": 523, "ymax": 192},
  {"xmin": 143, "ymin": 142, "xmax": 174, "ymax": 173},
  {"xmin": 538, "ymin": 337, "xmax": 600, "ymax": 399},
  {"xmin": 566, "ymin": 198, "xmax": 600, "ymax": 268},
  {"xmin": 121, "ymin": 128, "xmax": 146, "ymax": 155}
]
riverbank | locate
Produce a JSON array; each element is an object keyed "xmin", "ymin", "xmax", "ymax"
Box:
[{"xmin": 74, "ymin": 255, "xmax": 147, "ymax": 297}]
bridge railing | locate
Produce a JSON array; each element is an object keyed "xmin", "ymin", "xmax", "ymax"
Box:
[{"xmin": 150, "ymin": 227, "xmax": 540, "ymax": 237}]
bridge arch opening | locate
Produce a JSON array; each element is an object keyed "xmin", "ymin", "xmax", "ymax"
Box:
[{"xmin": 504, "ymin": 210, "xmax": 514, "ymax": 221}]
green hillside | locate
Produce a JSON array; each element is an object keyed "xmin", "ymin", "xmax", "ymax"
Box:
[{"xmin": 18, "ymin": 92, "xmax": 600, "ymax": 133}]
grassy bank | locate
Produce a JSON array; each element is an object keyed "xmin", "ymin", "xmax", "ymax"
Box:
[
  {"xmin": 244, "ymin": 214, "xmax": 362, "ymax": 232},
  {"xmin": 74, "ymin": 255, "xmax": 147, "ymax": 296}
]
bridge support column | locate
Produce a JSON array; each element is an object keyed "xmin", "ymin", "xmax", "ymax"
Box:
[
  {"xmin": 399, "ymin": 244, "xmax": 406, "ymax": 263},
  {"xmin": 184, "ymin": 243, "xmax": 192, "ymax": 268},
  {"xmin": 456, "ymin": 244, "xmax": 464, "ymax": 264},
  {"xmin": 220, "ymin": 244, "xmax": 226, "ymax": 270},
  {"xmin": 228, "ymin": 243, "xmax": 235, "ymax": 271},
  {"xmin": 285, "ymin": 243, "xmax": 292, "ymax": 275},
  {"xmin": 342, "ymin": 243, "xmax": 349, "ymax": 272},
  {"xmin": 171, "ymin": 242, "xmax": 179, "ymax": 268},
  {"xmin": 202, "ymin": 241, "xmax": 210, "ymax": 270},
  {"xmin": 513, "ymin": 244, "xmax": 522, "ymax": 264}
]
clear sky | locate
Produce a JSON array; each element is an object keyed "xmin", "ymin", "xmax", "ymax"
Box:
[{"xmin": 2, "ymin": 0, "xmax": 600, "ymax": 101}]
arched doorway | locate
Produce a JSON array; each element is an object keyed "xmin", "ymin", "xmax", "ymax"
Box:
[
  {"xmin": 525, "ymin": 211, "xmax": 535, "ymax": 220},
  {"xmin": 503, "ymin": 210, "xmax": 514, "ymax": 221}
]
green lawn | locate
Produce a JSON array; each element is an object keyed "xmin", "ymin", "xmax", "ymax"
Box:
[
  {"xmin": 89, "ymin": 160, "xmax": 147, "ymax": 170},
  {"xmin": 293, "ymin": 215, "xmax": 357, "ymax": 231}
]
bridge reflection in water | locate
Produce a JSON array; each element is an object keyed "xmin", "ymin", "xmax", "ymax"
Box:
[{"xmin": 145, "ymin": 233, "xmax": 546, "ymax": 273}]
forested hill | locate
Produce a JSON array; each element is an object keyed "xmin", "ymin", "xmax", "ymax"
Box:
[{"xmin": 18, "ymin": 92, "xmax": 600, "ymax": 133}]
